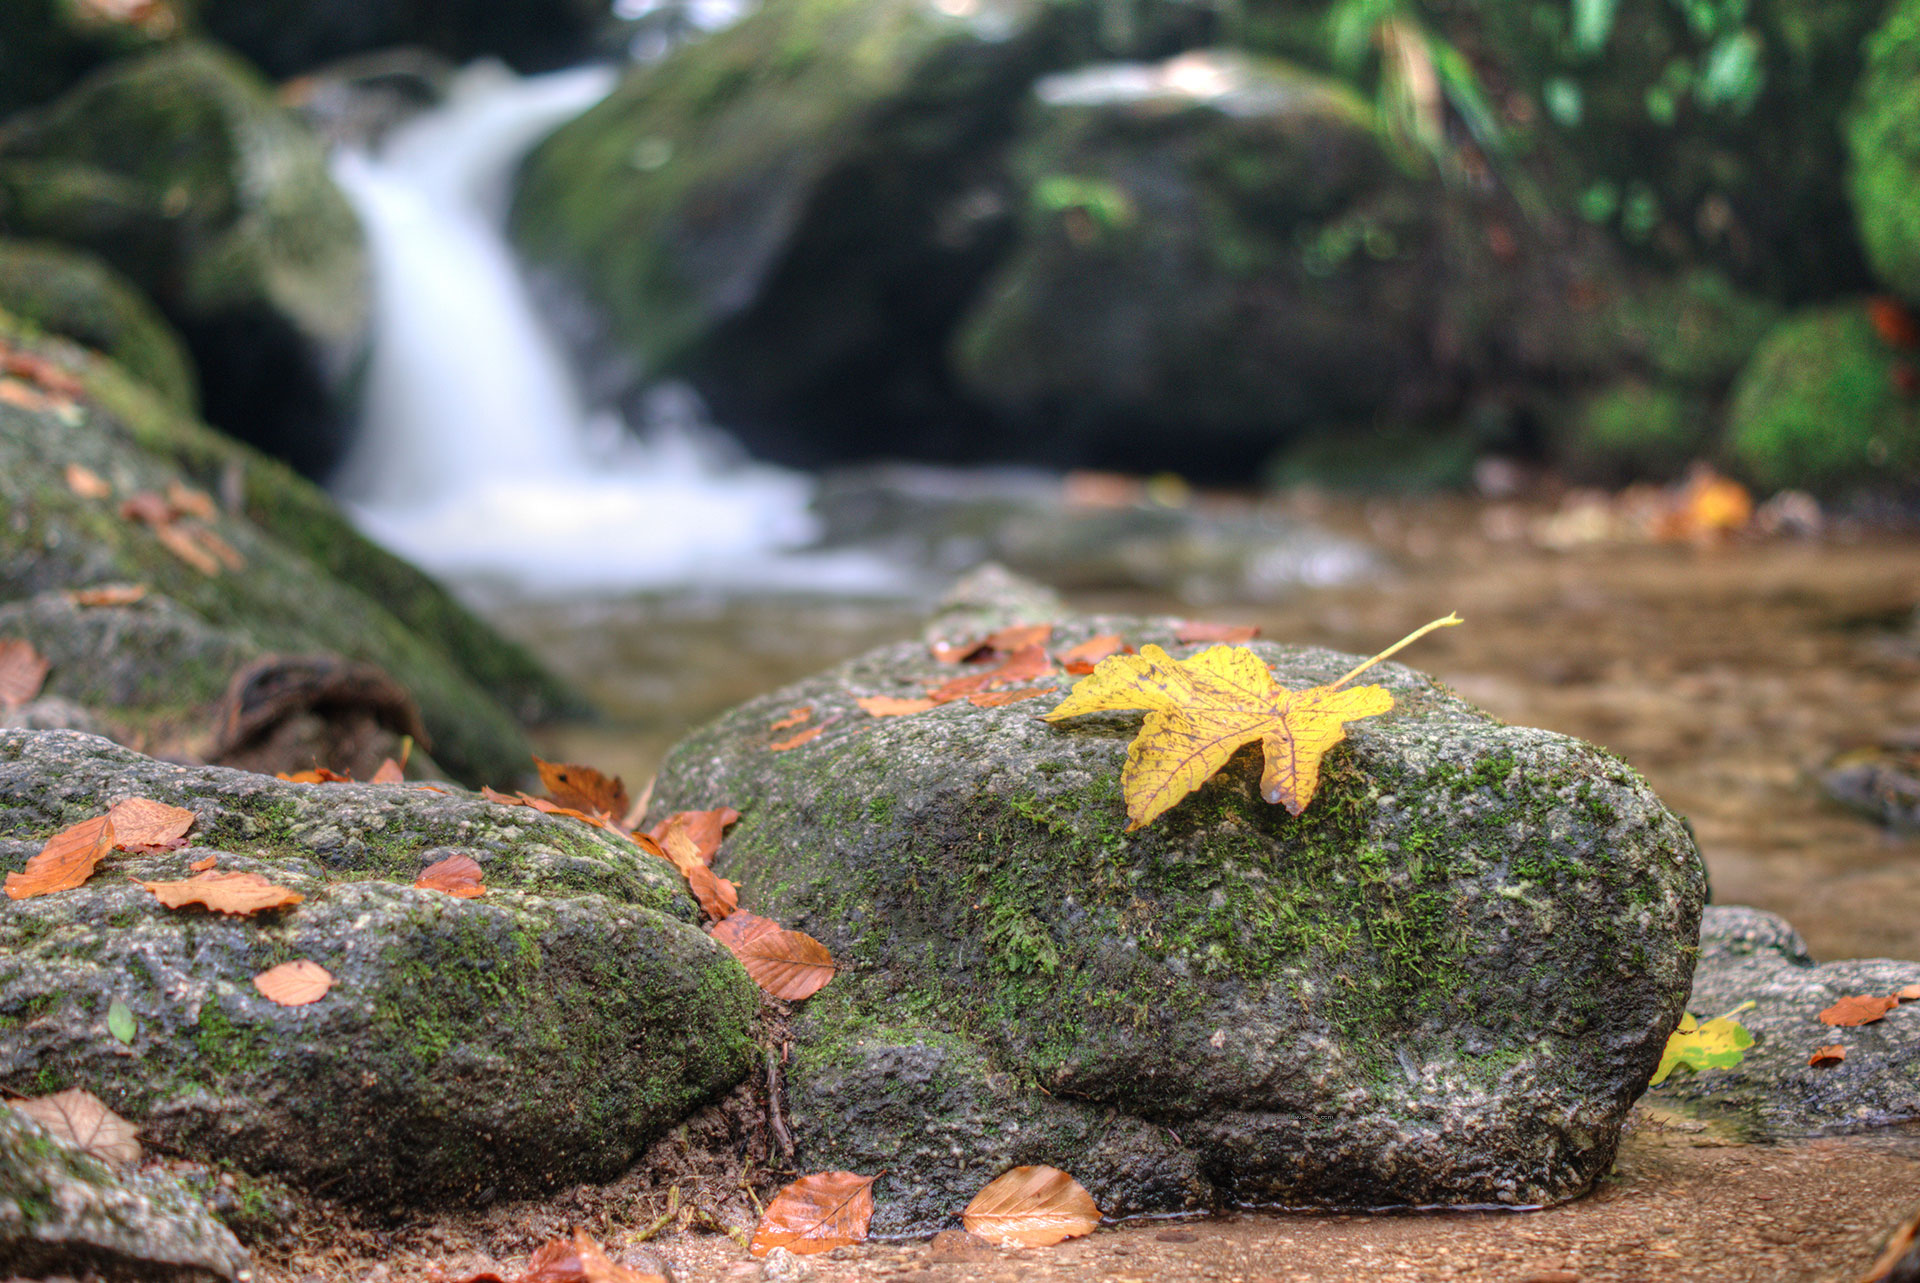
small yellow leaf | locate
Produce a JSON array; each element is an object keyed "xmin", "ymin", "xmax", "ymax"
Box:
[{"xmin": 1650, "ymin": 1002, "xmax": 1755, "ymax": 1086}]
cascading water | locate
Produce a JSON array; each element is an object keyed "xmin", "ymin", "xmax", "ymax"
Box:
[{"xmin": 328, "ymin": 63, "xmax": 901, "ymax": 595}]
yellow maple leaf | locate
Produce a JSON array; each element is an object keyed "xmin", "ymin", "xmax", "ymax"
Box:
[{"xmin": 1044, "ymin": 615, "xmax": 1461, "ymax": 830}]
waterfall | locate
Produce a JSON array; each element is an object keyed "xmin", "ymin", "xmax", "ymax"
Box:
[{"xmin": 328, "ymin": 63, "xmax": 899, "ymax": 595}]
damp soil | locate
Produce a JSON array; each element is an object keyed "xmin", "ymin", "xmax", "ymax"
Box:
[{"xmin": 248, "ymin": 492, "xmax": 1920, "ymax": 1283}]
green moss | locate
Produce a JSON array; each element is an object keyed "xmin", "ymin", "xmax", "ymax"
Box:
[
  {"xmin": 1559, "ymin": 380, "xmax": 1705, "ymax": 484},
  {"xmin": 1848, "ymin": 0, "xmax": 1920, "ymax": 300},
  {"xmin": 193, "ymin": 1004, "xmax": 271, "ymax": 1078}
]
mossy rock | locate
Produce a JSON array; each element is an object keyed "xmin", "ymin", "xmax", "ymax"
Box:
[
  {"xmin": 650, "ymin": 593, "xmax": 1706, "ymax": 1231},
  {"xmin": 0, "ymin": 0, "xmax": 177, "ymax": 120},
  {"xmin": 1847, "ymin": 0, "xmax": 1920, "ymax": 300},
  {"xmin": 0, "ymin": 39, "xmax": 368, "ymax": 476},
  {"xmin": 0, "ymin": 1105, "xmax": 249, "ymax": 1281},
  {"xmin": 0, "ymin": 730, "xmax": 759, "ymax": 1204},
  {"xmin": 1725, "ymin": 304, "xmax": 1920, "ymax": 493},
  {"xmin": 0, "ymin": 238, "xmax": 197, "ymax": 413},
  {"xmin": 1555, "ymin": 380, "xmax": 1706, "ymax": 485}
]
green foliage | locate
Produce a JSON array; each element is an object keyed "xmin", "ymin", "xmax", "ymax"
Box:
[
  {"xmin": 1561, "ymin": 381, "xmax": 1703, "ymax": 483},
  {"xmin": 1847, "ymin": 0, "xmax": 1920, "ymax": 300}
]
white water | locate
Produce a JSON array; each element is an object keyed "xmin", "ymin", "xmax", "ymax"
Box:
[{"xmin": 328, "ymin": 64, "xmax": 904, "ymax": 595}]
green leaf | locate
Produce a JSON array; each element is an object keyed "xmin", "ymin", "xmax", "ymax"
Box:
[
  {"xmin": 1570, "ymin": 0, "xmax": 1621, "ymax": 55},
  {"xmin": 1650, "ymin": 1001, "xmax": 1755, "ymax": 1086},
  {"xmin": 107, "ymin": 998, "xmax": 135, "ymax": 1045}
]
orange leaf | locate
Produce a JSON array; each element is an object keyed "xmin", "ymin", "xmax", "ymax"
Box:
[
  {"xmin": 65, "ymin": 583, "xmax": 148, "ymax": 607},
  {"xmin": 1175, "ymin": 621, "xmax": 1259, "ymax": 644},
  {"xmin": 751, "ymin": 1172, "xmax": 877, "ymax": 1257},
  {"xmin": 711, "ymin": 911, "xmax": 782, "ymax": 951},
  {"xmin": 856, "ymin": 695, "xmax": 938, "ymax": 717},
  {"xmin": 189, "ymin": 855, "xmax": 217, "ymax": 872},
  {"xmin": 1897, "ymin": 983, "xmax": 1920, "ymax": 1002},
  {"xmin": 138, "ymin": 870, "xmax": 303, "ymax": 916},
  {"xmin": 252, "ymin": 960, "xmax": 332, "ymax": 1006},
  {"xmin": 118, "ymin": 491, "xmax": 171, "ymax": 526},
  {"xmin": 534, "ymin": 756, "xmax": 629, "ymax": 818},
  {"xmin": 370, "ymin": 757, "xmax": 406, "ymax": 784},
  {"xmin": 770, "ymin": 725, "xmax": 827, "ymax": 751},
  {"xmin": 968, "ymin": 688, "xmax": 1052, "ymax": 708},
  {"xmin": 64, "ymin": 462, "xmax": 112, "ymax": 499},
  {"xmin": 725, "ymin": 928, "xmax": 836, "ymax": 1000},
  {"xmin": 687, "ymin": 864, "xmax": 739, "ymax": 920},
  {"xmin": 151, "ymin": 521, "xmax": 222, "ymax": 575},
  {"xmin": 5, "ymin": 815, "xmax": 116, "ymax": 899},
  {"xmin": 962, "ymin": 1165, "xmax": 1101, "ymax": 1247},
  {"xmin": 105, "ymin": 797, "xmax": 194, "ymax": 849},
  {"xmin": 416, "ymin": 854, "xmax": 486, "ymax": 898},
  {"xmin": 1057, "ymin": 634, "xmax": 1129, "ymax": 674},
  {"xmin": 1820, "ymin": 994, "xmax": 1901, "ymax": 1027},
  {"xmin": 656, "ymin": 826, "xmax": 706, "ymax": 876},
  {"xmin": 521, "ymin": 793, "xmax": 608, "ymax": 826},
  {"xmin": 1654, "ymin": 467, "xmax": 1752, "ymax": 541},
  {"xmin": 982, "ymin": 643, "xmax": 1051, "ymax": 688},
  {"xmin": 0, "ymin": 638, "xmax": 51, "ymax": 707},
  {"xmin": 481, "ymin": 784, "xmax": 528, "ymax": 807},
  {"xmin": 770, "ymin": 706, "xmax": 813, "ymax": 731},
  {"xmin": 648, "ymin": 808, "xmax": 739, "ymax": 864},
  {"xmin": 1, "ymin": 347, "xmax": 83, "ymax": 397},
  {"xmin": 0, "ymin": 379, "xmax": 59, "ymax": 411},
  {"xmin": 927, "ymin": 670, "xmax": 993, "ymax": 703},
  {"xmin": 1869, "ymin": 296, "xmax": 1920, "ymax": 350},
  {"xmin": 164, "ymin": 480, "xmax": 217, "ymax": 521},
  {"xmin": 930, "ymin": 622, "xmax": 1055, "ymax": 665},
  {"xmin": 1809, "ymin": 1044, "xmax": 1847, "ymax": 1068},
  {"xmin": 503, "ymin": 1229, "xmax": 668, "ymax": 1283},
  {"xmin": 278, "ymin": 767, "xmax": 353, "ymax": 783}
]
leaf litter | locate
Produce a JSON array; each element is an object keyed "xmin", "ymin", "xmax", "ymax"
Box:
[
  {"xmin": 4, "ymin": 814, "xmax": 116, "ymax": 899},
  {"xmin": 138, "ymin": 869, "xmax": 304, "ymax": 915},
  {"xmin": 962, "ymin": 1165, "xmax": 1101, "ymax": 1247},
  {"xmin": 254, "ymin": 960, "xmax": 334, "ymax": 1006},
  {"xmin": 11, "ymin": 1089, "xmax": 141, "ymax": 1165},
  {"xmin": 0, "ymin": 637, "xmax": 51, "ymax": 708},
  {"xmin": 751, "ymin": 1172, "xmax": 876, "ymax": 1257}
]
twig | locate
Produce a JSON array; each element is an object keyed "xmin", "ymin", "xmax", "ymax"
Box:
[
  {"xmin": 633, "ymin": 1185, "xmax": 679, "ymax": 1243},
  {"xmin": 766, "ymin": 1048, "xmax": 795, "ymax": 1161}
]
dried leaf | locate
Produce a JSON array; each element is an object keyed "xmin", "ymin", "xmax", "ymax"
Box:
[
  {"xmin": 105, "ymin": 797, "xmax": 194, "ymax": 849},
  {"xmin": 1897, "ymin": 983, "xmax": 1920, "ymax": 1002},
  {"xmin": 751, "ymin": 1172, "xmax": 877, "ymax": 1257},
  {"xmin": 253, "ymin": 960, "xmax": 332, "ymax": 1006},
  {"xmin": 139, "ymin": 870, "xmax": 303, "ymax": 915},
  {"xmin": 481, "ymin": 785, "xmax": 528, "ymax": 807},
  {"xmin": 929, "ymin": 645, "xmax": 1055, "ymax": 703},
  {"xmin": 65, "ymin": 463, "xmax": 112, "ymax": 499},
  {"xmin": 725, "ymin": 928, "xmax": 837, "ymax": 1000},
  {"xmin": 1809, "ymin": 1044, "xmax": 1847, "ymax": 1068},
  {"xmin": 0, "ymin": 637, "xmax": 51, "ymax": 707},
  {"xmin": 1651, "ymin": 1002, "xmax": 1756, "ymax": 1086},
  {"xmin": 66, "ymin": 583, "xmax": 148, "ymax": 607},
  {"xmin": 962, "ymin": 1165, "xmax": 1101, "ymax": 1247},
  {"xmin": 1174, "ymin": 621, "xmax": 1259, "ymax": 644},
  {"xmin": 770, "ymin": 706, "xmax": 813, "ymax": 731},
  {"xmin": 371, "ymin": 758, "xmax": 406, "ymax": 784},
  {"xmin": 657, "ymin": 826, "xmax": 706, "ymax": 876},
  {"xmin": 1044, "ymin": 617, "xmax": 1460, "ymax": 829},
  {"xmin": 502, "ymin": 1229, "xmax": 667, "ymax": 1283},
  {"xmin": 856, "ymin": 695, "xmax": 938, "ymax": 717},
  {"xmin": 0, "ymin": 378, "xmax": 57, "ymax": 411},
  {"xmin": 535, "ymin": 756, "xmax": 628, "ymax": 818},
  {"xmin": 1653, "ymin": 467, "xmax": 1752, "ymax": 541},
  {"xmin": 968, "ymin": 688, "xmax": 1052, "ymax": 708},
  {"xmin": 770, "ymin": 725, "xmax": 827, "ymax": 751},
  {"xmin": 687, "ymin": 864, "xmax": 739, "ymax": 920},
  {"xmin": 648, "ymin": 808, "xmax": 740, "ymax": 864},
  {"xmin": 12, "ymin": 1089, "xmax": 141, "ymax": 1164},
  {"xmin": 622, "ymin": 776, "xmax": 655, "ymax": 833},
  {"xmin": 1058, "ymin": 634, "xmax": 1129, "ymax": 674},
  {"xmin": 416, "ymin": 854, "xmax": 486, "ymax": 898},
  {"xmin": 189, "ymin": 854, "xmax": 217, "ymax": 872},
  {"xmin": 5, "ymin": 815, "xmax": 115, "ymax": 899},
  {"xmin": 1821, "ymin": 994, "xmax": 1901, "ymax": 1027},
  {"xmin": 711, "ymin": 911, "xmax": 782, "ymax": 951},
  {"xmin": 1861, "ymin": 1203, "xmax": 1920, "ymax": 1283},
  {"xmin": 279, "ymin": 767, "xmax": 353, "ymax": 784},
  {"xmin": 930, "ymin": 622, "xmax": 1055, "ymax": 665},
  {"xmin": 1, "ymin": 346, "xmax": 84, "ymax": 397},
  {"xmin": 119, "ymin": 491, "xmax": 171, "ymax": 525},
  {"xmin": 152, "ymin": 521, "xmax": 222, "ymax": 575},
  {"xmin": 164, "ymin": 480, "xmax": 217, "ymax": 520}
]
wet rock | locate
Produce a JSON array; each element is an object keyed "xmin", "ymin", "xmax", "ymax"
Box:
[
  {"xmin": 0, "ymin": 1105, "xmax": 249, "ymax": 1281},
  {"xmin": 0, "ymin": 40, "xmax": 368, "ymax": 477},
  {"xmin": 193, "ymin": 0, "xmax": 611, "ymax": 81},
  {"xmin": 1847, "ymin": 0, "xmax": 1920, "ymax": 302},
  {"xmin": 0, "ymin": 315, "xmax": 574, "ymax": 781},
  {"xmin": 650, "ymin": 574, "xmax": 1706, "ymax": 1232},
  {"xmin": 1652, "ymin": 906, "xmax": 1920, "ymax": 1133},
  {"xmin": 811, "ymin": 467, "xmax": 1379, "ymax": 601},
  {"xmin": 0, "ymin": 730, "xmax": 760, "ymax": 1204},
  {"xmin": 1820, "ymin": 739, "xmax": 1920, "ymax": 832}
]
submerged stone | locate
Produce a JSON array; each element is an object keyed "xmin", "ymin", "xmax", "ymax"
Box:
[
  {"xmin": 0, "ymin": 730, "xmax": 760, "ymax": 1204},
  {"xmin": 650, "ymin": 585, "xmax": 1706, "ymax": 1232}
]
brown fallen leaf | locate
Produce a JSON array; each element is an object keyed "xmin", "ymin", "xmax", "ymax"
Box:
[
  {"xmin": 416, "ymin": 854, "xmax": 486, "ymax": 898},
  {"xmin": 164, "ymin": 479, "xmax": 217, "ymax": 520},
  {"xmin": 0, "ymin": 378, "xmax": 59, "ymax": 412},
  {"xmin": 962, "ymin": 1165, "xmax": 1101, "ymax": 1247},
  {"xmin": 1, "ymin": 345, "xmax": 84, "ymax": 397},
  {"xmin": 1045, "ymin": 615, "xmax": 1459, "ymax": 829},
  {"xmin": 687, "ymin": 864, "xmax": 739, "ymax": 920},
  {"xmin": 1653, "ymin": 465, "xmax": 1752, "ymax": 542},
  {"xmin": 929, "ymin": 644, "xmax": 1056, "ymax": 703},
  {"xmin": 856, "ymin": 695, "xmax": 938, "ymax": 717},
  {"xmin": 12, "ymin": 1089, "xmax": 141, "ymax": 1164},
  {"xmin": 656, "ymin": 827, "xmax": 706, "ymax": 877},
  {"xmin": 138, "ymin": 870, "xmax": 303, "ymax": 915},
  {"xmin": 105, "ymin": 797, "xmax": 194, "ymax": 850},
  {"xmin": 279, "ymin": 767, "xmax": 353, "ymax": 784},
  {"xmin": 65, "ymin": 583, "xmax": 148, "ymax": 607},
  {"xmin": 648, "ymin": 808, "xmax": 740, "ymax": 864},
  {"xmin": 725, "ymin": 928, "xmax": 836, "ymax": 1001},
  {"xmin": 711, "ymin": 911, "xmax": 782, "ymax": 951},
  {"xmin": 119, "ymin": 491, "xmax": 172, "ymax": 526},
  {"xmin": 5, "ymin": 814, "xmax": 116, "ymax": 900},
  {"xmin": 751, "ymin": 1172, "xmax": 877, "ymax": 1257},
  {"xmin": 1898, "ymin": 983, "xmax": 1920, "ymax": 1002},
  {"xmin": 1057, "ymin": 634, "xmax": 1129, "ymax": 674},
  {"xmin": 484, "ymin": 1229, "xmax": 665, "ymax": 1283},
  {"xmin": 152, "ymin": 521, "xmax": 223, "ymax": 575},
  {"xmin": 1174, "ymin": 621, "xmax": 1260, "ymax": 644},
  {"xmin": 969, "ymin": 688, "xmax": 1053, "ymax": 708},
  {"xmin": 1809, "ymin": 1044, "xmax": 1847, "ymax": 1068},
  {"xmin": 0, "ymin": 637, "xmax": 52, "ymax": 707},
  {"xmin": 770, "ymin": 706, "xmax": 813, "ymax": 732},
  {"xmin": 926, "ymin": 669, "xmax": 993, "ymax": 703},
  {"xmin": 191, "ymin": 524, "xmax": 245, "ymax": 571},
  {"xmin": 370, "ymin": 757, "xmax": 406, "ymax": 784},
  {"xmin": 1821, "ymin": 994, "xmax": 1901, "ymax": 1027},
  {"xmin": 535, "ymin": 756, "xmax": 628, "ymax": 819},
  {"xmin": 521, "ymin": 794, "xmax": 609, "ymax": 827},
  {"xmin": 770, "ymin": 725, "xmax": 827, "ymax": 751},
  {"xmin": 930, "ymin": 622, "xmax": 1056, "ymax": 665},
  {"xmin": 189, "ymin": 854, "xmax": 217, "ymax": 872},
  {"xmin": 1861, "ymin": 1201, "xmax": 1920, "ymax": 1283},
  {"xmin": 64, "ymin": 462, "xmax": 112, "ymax": 499},
  {"xmin": 253, "ymin": 959, "xmax": 332, "ymax": 1006}
]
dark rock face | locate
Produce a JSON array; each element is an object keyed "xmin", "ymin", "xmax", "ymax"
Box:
[
  {"xmin": 650, "ymin": 592, "xmax": 1706, "ymax": 1232},
  {"xmin": 0, "ymin": 41, "xmax": 368, "ymax": 478},
  {"xmin": 0, "ymin": 1106, "xmax": 249, "ymax": 1281},
  {"xmin": 192, "ymin": 0, "xmax": 611, "ymax": 81},
  {"xmin": 0, "ymin": 731, "xmax": 759, "ymax": 1204},
  {"xmin": 1652, "ymin": 906, "xmax": 1920, "ymax": 1133}
]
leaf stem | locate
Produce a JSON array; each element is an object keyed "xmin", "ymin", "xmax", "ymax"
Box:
[{"xmin": 1330, "ymin": 613, "xmax": 1463, "ymax": 689}]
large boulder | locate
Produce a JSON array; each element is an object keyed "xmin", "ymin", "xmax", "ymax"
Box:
[
  {"xmin": 0, "ymin": 0, "xmax": 178, "ymax": 121},
  {"xmin": 0, "ymin": 730, "xmax": 759, "ymax": 1204},
  {"xmin": 1848, "ymin": 0, "xmax": 1920, "ymax": 301},
  {"xmin": 650, "ymin": 584, "xmax": 1707, "ymax": 1232},
  {"xmin": 0, "ymin": 313, "xmax": 573, "ymax": 783},
  {"xmin": 0, "ymin": 41, "xmax": 369, "ymax": 477},
  {"xmin": 1, "ymin": 1105, "xmax": 248, "ymax": 1281}
]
